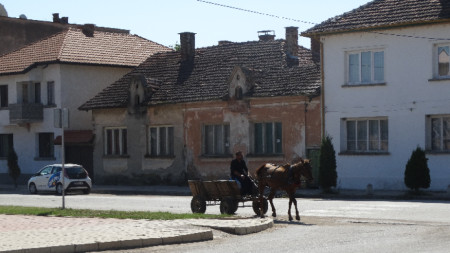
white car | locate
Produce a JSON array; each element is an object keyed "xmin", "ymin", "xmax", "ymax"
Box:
[{"xmin": 28, "ymin": 164, "xmax": 92, "ymax": 195}]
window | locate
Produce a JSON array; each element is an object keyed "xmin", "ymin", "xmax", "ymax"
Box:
[
  {"xmin": 345, "ymin": 118, "xmax": 388, "ymax": 152},
  {"xmin": 437, "ymin": 45, "xmax": 450, "ymax": 78},
  {"xmin": 254, "ymin": 122, "xmax": 282, "ymax": 155},
  {"xmin": 203, "ymin": 124, "xmax": 230, "ymax": 156},
  {"xmin": 104, "ymin": 127, "xmax": 127, "ymax": 155},
  {"xmin": 348, "ymin": 50, "xmax": 384, "ymax": 84},
  {"xmin": 18, "ymin": 82, "xmax": 41, "ymax": 104},
  {"xmin": 34, "ymin": 83, "xmax": 41, "ymax": 103},
  {"xmin": 0, "ymin": 85, "xmax": 8, "ymax": 108},
  {"xmin": 149, "ymin": 126, "xmax": 174, "ymax": 156},
  {"xmin": 429, "ymin": 115, "xmax": 450, "ymax": 151},
  {"xmin": 38, "ymin": 132, "xmax": 54, "ymax": 158},
  {"xmin": 0, "ymin": 134, "xmax": 13, "ymax": 158},
  {"xmin": 47, "ymin": 81, "xmax": 55, "ymax": 105}
]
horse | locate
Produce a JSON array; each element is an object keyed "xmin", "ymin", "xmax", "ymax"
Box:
[{"xmin": 255, "ymin": 158, "xmax": 313, "ymax": 221}]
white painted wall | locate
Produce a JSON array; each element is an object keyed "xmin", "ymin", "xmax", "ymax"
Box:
[
  {"xmin": 321, "ymin": 23, "xmax": 450, "ymax": 190},
  {"xmin": 0, "ymin": 64, "xmax": 131, "ymax": 178}
]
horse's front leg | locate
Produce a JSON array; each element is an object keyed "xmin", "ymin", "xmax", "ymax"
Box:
[
  {"xmin": 288, "ymin": 197, "xmax": 293, "ymax": 221},
  {"xmin": 268, "ymin": 190, "xmax": 276, "ymax": 217}
]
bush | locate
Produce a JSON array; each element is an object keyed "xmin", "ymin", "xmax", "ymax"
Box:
[
  {"xmin": 318, "ymin": 135, "xmax": 337, "ymax": 191},
  {"xmin": 7, "ymin": 148, "xmax": 21, "ymax": 188},
  {"xmin": 404, "ymin": 147, "xmax": 431, "ymax": 192}
]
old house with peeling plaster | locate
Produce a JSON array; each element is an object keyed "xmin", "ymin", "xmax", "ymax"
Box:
[{"xmin": 80, "ymin": 27, "xmax": 321, "ymax": 185}]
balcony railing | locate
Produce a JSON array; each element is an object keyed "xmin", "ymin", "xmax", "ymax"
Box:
[{"xmin": 9, "ymin": 103, "xmax": 44, "ymax": 124}]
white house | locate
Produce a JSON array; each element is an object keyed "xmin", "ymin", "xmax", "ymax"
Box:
[
  {"xmin": 0, "ymin": 25, "xmax": 170, "ymax": 183},
  {"xmin": 302, "ymin": 0, "xmax": 450, "ymax": 190}
]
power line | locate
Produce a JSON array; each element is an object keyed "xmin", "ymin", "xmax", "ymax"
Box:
[
  {"xmin": 196, "ymin": 0, "xmax": 317, "ymax": 25},
  {"xmin": 197, "ymin": 0, "xmax": 450, "ymax": 41}
]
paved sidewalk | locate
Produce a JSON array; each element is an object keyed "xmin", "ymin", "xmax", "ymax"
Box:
[{"xmin": 0, "ymin": 215, "xmax": 273, "ymax": 253}]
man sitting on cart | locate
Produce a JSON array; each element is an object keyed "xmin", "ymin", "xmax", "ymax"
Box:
[{"xmin": 230, "ymin": 151, "xmax": 254, "ymax": 196}]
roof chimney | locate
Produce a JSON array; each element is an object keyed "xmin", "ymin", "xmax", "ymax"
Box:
[
  {"xmin": 285, "ymin": 27, "xmax": 298, "ymax": 57},
  {"xmin": 60, "ymin": 16, "xmax": 69, "ymax": 24},
  {"xmin": 179, "ymin": 32, "xmax": 196, "ymax": 62},
  {"xmin": 82, "ymin": 24, "xmax": 95, "ymax": 37},
  {"xmin": 258, "ymin": 30, "xmax": 275, "ymax": 41},
  {"xmin": 52, "ymin": 13, "xmax": 60, "ymax": 23},
  {"xmin": 311, "ymin": 36, "xmax": 321, "ymax": 64}
]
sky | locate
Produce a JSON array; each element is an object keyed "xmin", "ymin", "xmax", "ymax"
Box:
[{"xmin": 0, "ymin": 0, "xmax": 370, "ymax": 49}]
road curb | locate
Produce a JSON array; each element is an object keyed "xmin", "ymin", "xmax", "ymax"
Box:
[{"xmin": 2, "ymin": 230, "xmax": 214, "ymax": 253}]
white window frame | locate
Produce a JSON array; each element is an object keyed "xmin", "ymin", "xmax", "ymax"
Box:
[
  {"xmin": 343, "ymin": 118, "xmax": 388, "ymax": 153},
  {"xmin": 148, "ymin": 125, "xmax": 174, "ymax": 157},
  {"xmin": 427, "ymin": 115, "xmax": 450, "ymax": 152},
  {"xmin": 253, "ymin": 122, "xmax": 283, "ymax": 155},
  {"xmin": 346, "ymin": 49, "xmax": 385, "ymax": 85},
  {"xmin": 104, "ymin": 127, "xmax": 127, "ymax": 156},
  {"xmin": 434, "ymin": 44, "xmax": 450, "ymax": 78},
  {"xmin": 202, "ymin": 124, "xmax": 230, "ymax": 156}
]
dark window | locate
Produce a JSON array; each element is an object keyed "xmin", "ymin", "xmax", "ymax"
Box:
[
  {"xmin": 254, "ymin": 122, "xmax": 282, "ymax": 155},
  {"xmin": 0, "ymin": 85, "xmax": 8, "ymax": 108},
  {"xmin": 105, "ymin": 128, "xmax": 127, "ymax": 155},
  {"xmin": 47, "ymin": 81, "xmax": 55, "ymax": 105},
  {"xmin": 38, "ymin": 132, "xmax": 54, "ymax": 158},
  {"xmin": 0, "ymin": 134, "xmax": 13, "ymax": 157},
  {"xmin": 149, "ymin": 126, "xmax": 174, "ymax": 156},
  {"xmin": 34, "ymin": 82, "xmax": 41, "ymax": 103},
  {"xmin": 203, "ymin": 124, "xmax": 230, "ymax": 155}
]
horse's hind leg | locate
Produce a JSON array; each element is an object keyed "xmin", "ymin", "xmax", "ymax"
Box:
[
  {"xmin": 292, "ymin": 197, "xmax": 300, "ymax": 221},
  {"xmin": 268, "ymin": 190, "xmax": 277, "ymax": 217}
]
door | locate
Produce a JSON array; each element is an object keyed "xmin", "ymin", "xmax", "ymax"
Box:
[
  {"xmin": 34, "ymin": 166, "xmax": 53, "ymax": 190},
  {"xmin": 307, "ymin": 148, "xmax": 320, "ymax": 188},
  {"xmin": 65, "ymin": 145, "xmax": 94, "ymax": 182}
]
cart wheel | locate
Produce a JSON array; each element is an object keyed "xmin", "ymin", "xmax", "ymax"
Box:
[
  {"xmin": 220, "ymin": 197, "xmax": 238, "ymax": 215},
  {"xmin": 191, "ymin": 196, "xmax": 207, "ymax": 214},
  {"xmin": 252, "ymin": 198, "xmax": 268, "ymax": 216}
]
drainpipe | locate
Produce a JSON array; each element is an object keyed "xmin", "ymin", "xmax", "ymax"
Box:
[
  {"xmin": 304, "ymin": 97, "xmax": 309, "ymax": 157},
  {"xmin": 320, "ymin": 39, "xmax": 325, "ymax": 138}
]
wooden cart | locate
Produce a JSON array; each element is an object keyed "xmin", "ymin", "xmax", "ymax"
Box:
[{"xmin": 188, "ymin": 179, "xmax": 268, "ymax": 215}]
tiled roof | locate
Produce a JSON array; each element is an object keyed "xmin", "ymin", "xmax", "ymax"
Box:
[
  {"xmin": 79, "ymin": 40, "xmax": 321, "ymax": 110},
  {"xmin": 0, "ymin": 27, "xmax": 171, "ymax": 75},
  {"xmin": 302, "ymin": 0, "xmax": 450, "ymax": 36}
]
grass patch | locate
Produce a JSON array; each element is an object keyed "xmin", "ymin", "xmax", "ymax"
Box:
[{"xmin": 0, "ymin": 205, "xmax": 229, "ymax": 220}]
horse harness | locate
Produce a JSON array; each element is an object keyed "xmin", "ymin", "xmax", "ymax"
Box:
[{"xmin": 266, "ymin": 163, "xmax": 297, "ymax": 185}]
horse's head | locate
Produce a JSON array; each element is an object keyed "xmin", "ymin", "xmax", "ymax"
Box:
[{"xmin": 291, "ymin": 159, "xmax": 314, "ymax": 184}]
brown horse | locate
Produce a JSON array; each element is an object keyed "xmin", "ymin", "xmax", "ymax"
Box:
[{"xmin": 255, "ymin": 159, "xmax": 313, "ymax": 221}]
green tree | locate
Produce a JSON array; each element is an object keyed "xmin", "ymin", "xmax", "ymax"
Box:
[
  {"xmin": 404, "ymin": 147, "xmax": 431, "ymax": 192},
  {"xmin": 7, "ymin": 148, "xmax": 21, "ymax": 188},
  {"xmin": 318, "ymin": 135, "xmax": 337, "ymax": 192}
]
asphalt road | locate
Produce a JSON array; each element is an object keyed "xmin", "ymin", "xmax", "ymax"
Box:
[{"xmin": 1, "ymin": 193, "xmax": 450, "ymax": 252}]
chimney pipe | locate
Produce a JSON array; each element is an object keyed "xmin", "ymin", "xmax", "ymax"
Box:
[
  {"xmin": 311, "ymin": 36, "xmax": 321, "ymax": 63},
  {"xmin": 82, "ymin": 24, "xmax": 95, "ymax": 37},
  {"xmin": 285, "ymin": 27, "xmax": 298, "ymax": 57},
  {"xmin": 258, "ymin": 30, "xmax": 275, "ymax": 41},
  {"xmin": 60, "ymin": 16, "xmax": 69, "ymax": 24},
  {"xmin": 179, "ymin": 32, "xmax": 196, "ymax": 62},
  {"xmin": 52, "ymin": 13, "xmax": 60, "ymax": 23}
]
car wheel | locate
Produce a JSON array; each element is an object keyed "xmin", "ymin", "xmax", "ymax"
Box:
[
  {"xmin": 28, "ymin": 183, "xmax": 38, "ymax": 194},
  {"xmin": 56, "ymin": 183, "xmax": 63, "ymax": 195}
]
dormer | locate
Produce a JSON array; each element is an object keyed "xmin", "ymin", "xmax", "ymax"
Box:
[
  {"xmin": 228, "ymin": 66, "xmax": 254, "ymax": 100},
  {"xmin": 128, "ymin": 74, "xmax": 148, "ymax": 114}
]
